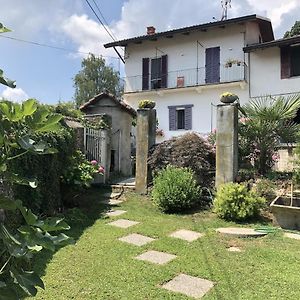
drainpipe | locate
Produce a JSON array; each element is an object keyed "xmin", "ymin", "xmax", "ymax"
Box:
[
  {"xmin": 119, "ymin": 130, "xmax": 122, "ymax": 173},
  {"xmin": 248, "ymin": 52, "xmax": 252, "ymax": 98}
]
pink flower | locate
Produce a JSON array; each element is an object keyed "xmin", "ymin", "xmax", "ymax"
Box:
[
  {"xmin": 98, "ymin": 166, "xmax": 105, "ymax": 173},
  {"xmin": 91, "ymin": 160, "xmax": 98, "ymax": 165}
]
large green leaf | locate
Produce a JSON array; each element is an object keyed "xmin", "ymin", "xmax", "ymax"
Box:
[
  {"xmin": 15, "ymin": 200, "xmax": 38, "ymax": 226},
  {"xmin": 35, "ymin": 114, "xmax": 63, "ymax": 132},
  {"xmin": 0, "ymin": 195, "xmax": 16, "ymax": 210},
  {"xmin": 7, "ymin": 173, "xmax": 37, "ymax": 189},
  {"xmin": 0, "ymin": 286, "xmax": 18, "ymax": 300},
  {"xmin": 17, "ymin": 135, "xmax": 35, "ymax": 150},
  {"xmin": 0, "ymin": 23, "xmax": 11, "ymax": 33},
  {"xmin": 10, "ymin": 269, "xmax": 44, "ymax": 296},
  {"xmin": 38, "ymin": 217, "xmax": 70, "ymax": 232},
  {"xmin": 22, "ymin": 99, "xmax": 37, "ymax": 116}
]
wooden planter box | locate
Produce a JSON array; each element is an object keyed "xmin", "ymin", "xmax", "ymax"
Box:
[{"xmin": 270, "ymin": 196, "xmax": 300, "ymax": 230}]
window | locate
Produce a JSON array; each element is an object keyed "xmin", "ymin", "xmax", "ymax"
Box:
[
  {"xmin": 142, "ymin": 55, "xmax": 168, "ymax": 90},
  {"xmin": 168, "ymin": 105, "xmax": 193, "ymax": 131},
  {"xmin": 281, "ymin": 45, "xmax": 300, "ymax": 79}
]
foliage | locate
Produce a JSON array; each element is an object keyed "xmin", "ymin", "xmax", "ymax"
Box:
[
  {"xmin": 292, "ymin": 144, "xmax": 300, "ymax": 185},
  {"xmin": 284, "ymin": 21, "xmax": 300, "ymax": 38},
  {"xmin": 74, "ymin": 54, "xmax": 123, "ymax": 107},
  {"xmin": 214, "ymin": 182, "xmax": 265, "ymax": 221},
  {"xmin": 53, "ymin": 101, "xmax": 82, "ymax": 119},
  {"xmin": 138, "ymin": 100, "xmax": 156, "ymax": 109},
  {"xmin": 62, "ymin": 151, "xmax": 104, "ymax": 188},
  {"xmin": 239, "ymin": 94, "xmax": 300, "ymax": 175},
  {"xmin": 0, "ymin": 99, "xmax": 74, "ymax": 298},
  {"xmin": 151, "ymin": 165, "xmax": 201, "ymax": 212},
  {"xmin": 149, "ymin": 133, "xmax": 215, "ymax": 187},
  {"xmin": 251, "ymin": 178, "xmax": 276, "ymax": 203}
]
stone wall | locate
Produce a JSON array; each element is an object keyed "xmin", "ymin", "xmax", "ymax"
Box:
[{"xmin": 274, "ymin": 145, "xmax": 297, "ymax": 172}]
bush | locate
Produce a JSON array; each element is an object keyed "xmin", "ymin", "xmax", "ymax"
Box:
[
  {"xmin": 149, "ymin": 133, "xmax": 215, "ymax": 187},
  {"xmin": 151, "ymin": 165, "xmax": 201, "ymax": 212},
  {"xmin": 213, "ymin": 183, "xmax": 265, "ymax": 221}
]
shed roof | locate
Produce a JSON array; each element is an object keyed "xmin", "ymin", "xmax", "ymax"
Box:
[
  {"xmin": 243, "ymin": 35, "xmax": 300, "ymax": 52},
  {"xmin": 79, "ymin": 92, "xmax": 136, "ymax": 117},
  {"xmin": 104, "ymin": 14, "xmax": 274, "ymax": 48}
]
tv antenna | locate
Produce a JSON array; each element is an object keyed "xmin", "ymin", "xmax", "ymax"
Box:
[{"xmin": 221, "ymin": 0, "xmax": 231, "ymax": 21}]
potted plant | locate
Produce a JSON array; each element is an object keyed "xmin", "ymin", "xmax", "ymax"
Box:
[
  {"xmin": 225, "ymin": 59, "xmax": 243, "ymax": 67},
  {"xmin": 220, "ymin": 92, "xmax": 239, "ymax": 103},
  {"xmin": 138, "ymin": 99, "xmax": 156, "ymax": 109}
]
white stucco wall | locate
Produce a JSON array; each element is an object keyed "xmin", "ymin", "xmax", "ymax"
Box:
[{"xmin": 249, "ymin": 47, "xmax": 300, "ymax": 97}]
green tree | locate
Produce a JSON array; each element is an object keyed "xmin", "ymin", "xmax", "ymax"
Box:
[
  {"xmin": 284, "ymin": 21, "xmax": 300, "ymax": 38},
  {"xmin": 239, "ymin": 95, "xmax": 300, "ymax": 175},
  {"xmin": 73, "ymin": 54, "xmax": 123, "ymax": 107}
]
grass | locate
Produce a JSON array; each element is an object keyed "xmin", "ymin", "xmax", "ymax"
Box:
[{"xmin": 29, "ymin": 189, "xmax": 300, "ymax": 299}]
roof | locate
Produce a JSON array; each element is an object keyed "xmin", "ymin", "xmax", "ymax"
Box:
[
  {"xmin": 104, "ymin": 14, "xmax": 274, "ymax": 48},
  {"xmin": 79, "ymin": 91, "xmax": 136, "ymax": 117},
  {"xmin": 244, "ymin": 35, "xmax": 300, "ymax": 52}
]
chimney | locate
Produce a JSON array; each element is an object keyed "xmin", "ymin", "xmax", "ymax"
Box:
[{"xmin": 147, "ymin": 26, "xmax": 156, "ymax": 35}]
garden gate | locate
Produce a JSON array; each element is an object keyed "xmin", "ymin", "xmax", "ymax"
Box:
[{"xmin": 84, "ymin": 127, "xmax": 111, "ymax": 183}]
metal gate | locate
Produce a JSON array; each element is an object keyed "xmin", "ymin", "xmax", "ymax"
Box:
[{"xmin": 84, "ymin": 128, "xmax": 104, "ymax": 164}]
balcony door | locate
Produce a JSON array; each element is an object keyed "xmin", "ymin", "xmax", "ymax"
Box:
[{"xmin": 205, "ymin": 47, "xmax": 220, "ymax": 84}]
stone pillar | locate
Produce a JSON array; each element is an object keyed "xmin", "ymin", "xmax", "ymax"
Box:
[
  {"xmin": 215, "ymin": 103, "xmax": 238, "ymax": 188},
  {"xmin": 135, "ymin": 109, "xmax": 156, "ymax": 194}
]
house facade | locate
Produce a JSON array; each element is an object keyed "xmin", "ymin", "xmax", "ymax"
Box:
[{"xmin": 105, "ymin": 15, "xmax": 300, "ymax": 141}]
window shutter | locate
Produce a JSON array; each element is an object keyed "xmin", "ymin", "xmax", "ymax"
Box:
[
  {"xmin": 168, "ymin": 106, "xmax": 176, "ymax": 130},
  {"xmin": 161, "ymin": 55, "xmax": 168, "ymax": 88},
  {"xmin": 184, "ymin": 106, "xmax": 192, "ymax": 130},
  {"xmin": 142, "ymin": 58, "xmax": 149, "ymax": 90},
  {"xmin": 281, "ymin": 47, "xmax": 291, "ymax": 79}
]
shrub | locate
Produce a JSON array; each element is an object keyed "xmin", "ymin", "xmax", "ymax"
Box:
[
  {"xmin": 251, "ymin": 178, "xmax": 276, "ymax": 203},
  {"xmin": 213, "ymin": 182, "xmax": 265, "ymax": 221},
  {"xmin": 151, "ymin": 165, "xmax": 201, "ymax": 212},
  {"xmin": 138, "ymin": 99, "xmax": 156, "ymax": 109},
  {"xmin": 149, "ymin": 133, "xmax": 215, "ymax": 187}
]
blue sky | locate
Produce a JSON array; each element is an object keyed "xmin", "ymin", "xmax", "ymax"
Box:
[{"xmin": 0, "ymin": 0, "xmax": 299, "ymax": 104}]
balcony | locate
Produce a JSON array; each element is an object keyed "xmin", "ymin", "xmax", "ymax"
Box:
[{"xmin": 124, "ymin": 64, "xmax": 247, "ymax": 93}]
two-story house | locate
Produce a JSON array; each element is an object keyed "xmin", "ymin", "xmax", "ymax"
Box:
[{"xmin": 104, "ymin": 14, "xmax": 300, "ymax": 141}]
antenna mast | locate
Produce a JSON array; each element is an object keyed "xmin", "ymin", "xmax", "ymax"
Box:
[{"xmin": 221, "ymin": 0, "xmax": 231, "ymax": 21}]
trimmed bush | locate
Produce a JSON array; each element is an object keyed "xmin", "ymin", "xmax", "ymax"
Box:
[
  {"xmin": 213, "ymin": 182, "xmax": 265, "ymax": 221},
  {"xmin": 151, "ymin": 165, "xmax": 201, "ymax": 212},
  {"xmin": 149, "ymin": 133, "xmax": 215, "ymax": 187}
]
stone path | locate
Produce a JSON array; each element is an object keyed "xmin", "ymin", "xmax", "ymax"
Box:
[
  {"xmin": 169, "ymin": 229, "xmax": 204, "ymax": 242},
  {"xmin": 162, "ymin": 274, "xmax": 214, "ymax": 299},
  {"xmin": 119, "ymin": 233, "xmax": 155, "ymax": 246},
  {"xmin": 135, "ymin": 250, "xmax": 177, "ymax": 265},
  {"xmin": 105, "ymin": 198, "xmax": 271, "ymax": 298},
  {"xmin": 284, "ymin": 232, "xmax": 300, "ymax": 240}
]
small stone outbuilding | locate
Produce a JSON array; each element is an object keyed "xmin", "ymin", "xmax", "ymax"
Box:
[{"xmin": 80, "ymin": 92, "xmax": 136, "ymax": 177}]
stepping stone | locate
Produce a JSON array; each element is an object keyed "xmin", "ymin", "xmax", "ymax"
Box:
[
  {"xmin": 169, "ymin": 229, "xmax": 203, "ymax": 242},
  {"xmin": 162, "ymin": 273, "xmax": 214, "ymax": 299},
  {"xmin": 135, "ymin": 250, "xmax": 176, "ymax": 265},
  {"xmin": 216, "ymin": 227, "xmax": 267, "ymax": 238},
  {"xmin": 103, "ymin": 192, "xmax": 122, "ymax": 199},
  {"xmin": 106, "ymin": 210, "xmax": 127, "ymax": 217},
  {"xmin": 284, "ymin": 232, "xmax": 300, "ymax": 240},
  {"xmin": 107, "ymin": 219, "xmax": 139, "ymax": 229},
  {"xmin": 102, "ymin": 199, "xmax": 123, "ymax": 205},
  {"xmin": 227, "ymin": 246, "xmax": 243, "ymax": 252},
  {"xmin": 119, "ymin": 233, "xmax": 155, "ymax": 246}
]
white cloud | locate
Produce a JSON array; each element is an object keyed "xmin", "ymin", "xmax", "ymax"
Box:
[{"xmin": 1, "ymin": 87, "xmax": 29, "ymax": 102}]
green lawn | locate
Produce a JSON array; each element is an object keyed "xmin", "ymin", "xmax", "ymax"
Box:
[{"xmin": 29, "ymin": 189, "xmax": 300, "ymax": 299}]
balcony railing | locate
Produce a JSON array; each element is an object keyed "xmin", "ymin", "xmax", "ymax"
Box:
[{"xmin": 124, "ymin": 64, "xmax": 247, "ymax": 93}]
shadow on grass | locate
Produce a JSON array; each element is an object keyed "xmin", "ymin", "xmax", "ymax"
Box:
[{"xmin": 28, "ymin": 186, "xmax": 113, "ymax": 292}]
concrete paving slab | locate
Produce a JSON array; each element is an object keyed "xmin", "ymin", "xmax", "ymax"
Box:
[
  {"xmin": 102, "ymin": 192, "xmax": 122, "ymax": 199},
  {"xmin": 135, "ymin": 250, "xmax": 176, "ymax": 265},
  {"xmin": 107, "ymin": 219, "xmax": 139, "ymax": 229},
  {"xmin": 216, "ymin": 227, "xmax": 267, "ymax": 238},
  {"xmin": 106, "ymin": 210, "xmax": 127, "ymax": 217},
  {"xmin": 169, "ymin": 229, "xmax": 203, "ymax": 242},
  {"xmin": 227, "ymin": 246, "xmax": 243, "ymax": 252},
  {"xmin": 162, "ymin": 273, "xmax": 214, "ymax": 299},
  {"xmin": 284, "ymin": 232, "xmax": 300, "ymax": 240},
  {"xmin": 119, "ymin": 233, "xmax": 155, "ymax": 246}
]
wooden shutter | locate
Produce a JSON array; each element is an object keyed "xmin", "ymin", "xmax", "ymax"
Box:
[
  {"xmin": 142, "ymin": 58, "xmax": 149, "ymax": 90},
  {"xmin": 168, "ymin": 106, "xmax": 176, "ymax": 130},
  {"xmin": 184, "ymin": 106, "xmax": 193, "ymax": 130},
  {"xmin": 161, "ymin": 55, "xmax": 168, "ymax": 88},
  {"xmin": 281, "ymin": 47, "xmax": 291, "ymax": 79},
  {"xmin": 205, "ymin": 47, "xmax": 220, "ymax": 84}
]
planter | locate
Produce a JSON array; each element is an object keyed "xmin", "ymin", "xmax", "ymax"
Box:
[
  {"xmin": 220, "ymin": 94, "xmax": 238, "ymax": 104},
  {"xmin": 270, "ymin": 196, "xmax": 300, "ymax": 230}
]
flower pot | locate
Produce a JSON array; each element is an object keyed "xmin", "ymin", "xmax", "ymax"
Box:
[
  {"xmin": 220, "ymin": 94, "xmax": 238, "ymax": 104},
  {"xmin": 270, "ymin": 196, "xmax": 300, "ymax": 230}
]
